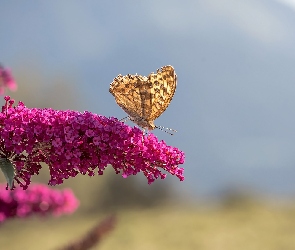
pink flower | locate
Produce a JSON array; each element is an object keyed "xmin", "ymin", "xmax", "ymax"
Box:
[
  {"xmin": 0, "ymin": 183, "xmax": 79, "ymax": 223},
  {"xmin": 0, "ymin": 96, "xmax": 185, "ymax": 190},
  {"xmin": 0, "ymin": 65, "xmax": 17, "ymax": 94}
]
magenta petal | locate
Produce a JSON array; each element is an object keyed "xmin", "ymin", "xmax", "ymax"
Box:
[
  {"xmin": 0, "ymin": 96, "xmax": 185, "ymax": 190},
  {"xmin": 0, "ymin": 67, "xmax": 17, "ymax": 94},
  {"xmin": 0, "ymin": 183, "xmax": 79, "ymax": 223}
]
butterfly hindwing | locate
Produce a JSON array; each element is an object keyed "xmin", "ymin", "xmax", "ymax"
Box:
[{"xmin": 110, "ymin": 74, "xmax": 145, "ymax": 119}]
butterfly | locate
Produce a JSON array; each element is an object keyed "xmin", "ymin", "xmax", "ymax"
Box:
[{"xmin": 109, "ymin": 65, "xmax": 177, "ymax": 134}]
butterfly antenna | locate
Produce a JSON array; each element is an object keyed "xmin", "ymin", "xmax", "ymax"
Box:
[{"xmin": 155, "ymin": 125, "xmax": 177, "ymax": 135}]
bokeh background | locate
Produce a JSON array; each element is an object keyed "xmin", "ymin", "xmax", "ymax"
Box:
[{"xmin": 1, "ymin": 1, "xmax": 295, "ymax": 249}]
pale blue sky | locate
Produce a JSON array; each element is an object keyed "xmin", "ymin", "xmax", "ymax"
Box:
[{"xmin": 1, "ymin": 0, "xmax": 295, "ymax": 198}]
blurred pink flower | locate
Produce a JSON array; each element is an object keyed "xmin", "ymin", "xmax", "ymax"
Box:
[
  {"xmin": 0, "ymin": 183, "xmax": 79, "ymax": 223},
  {"xmin": 0, "ymin": 65, "xmax": 17, "ymax": 94},
  {"xmin": 0, "ymin": 96, "xmax": 185, "ymax": 190}
]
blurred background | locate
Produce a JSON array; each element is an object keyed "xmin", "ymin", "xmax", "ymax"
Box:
[{"xmin": 1, "ymin": 0, "xmax": 295, "ymax": 249}]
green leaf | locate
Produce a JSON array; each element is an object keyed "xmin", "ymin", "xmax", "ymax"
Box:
[{"xmin": 0, "ymin": 158, "xmax": 15, "ymax": 189}]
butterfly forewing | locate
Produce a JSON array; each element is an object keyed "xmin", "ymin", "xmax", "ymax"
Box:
[
  {"xmin": 109, "ymin": 65, "xmax": 177, "ymax": 130},
  {"xmin": 147, "ymin": 65, "xmax": 177, "ymax": 121}
]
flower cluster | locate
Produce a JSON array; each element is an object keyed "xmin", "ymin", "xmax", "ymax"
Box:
[
  {"xmin": 0, "ymin": 183, "xmax": 79, "ymax": 222},
  {"xmin": 0, "ymin": 96, "xmax": 185, "ymax": 190},
  {"xmin": 0, "ymin": 65, "xmax": 17, "ymax": 95}
]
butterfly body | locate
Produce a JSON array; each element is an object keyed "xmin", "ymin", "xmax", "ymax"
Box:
[{"xmin": 109, "ymin": 65, "xmax": 177, "ymax": 131}]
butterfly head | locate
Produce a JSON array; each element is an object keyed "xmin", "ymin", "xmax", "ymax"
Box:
[{"xmin": 129, "ymin": 116, "xmax": 156, "ymax": 130}]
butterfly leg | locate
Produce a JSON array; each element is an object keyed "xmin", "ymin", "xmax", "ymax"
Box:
[{"xmin": 119, "ymin": 116, "xmax": 129, "ymax": 122}]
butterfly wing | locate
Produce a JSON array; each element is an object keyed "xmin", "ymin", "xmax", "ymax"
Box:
[
  {"xmin": 146, "ymin": 65, "xmax": 177, "ymax": 121},
  {"xmin": 109, "ymin": 74, "xmax": 147, "ymax": 120}
]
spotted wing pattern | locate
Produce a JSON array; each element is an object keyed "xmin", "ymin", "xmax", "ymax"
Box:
[
  {"xmin": 109, "ymin": 65, "xmax": 177, "ymax": 130},
  {"xmin": 146, "ymin": 65, "xmax": 177, "ymax": 121}
]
